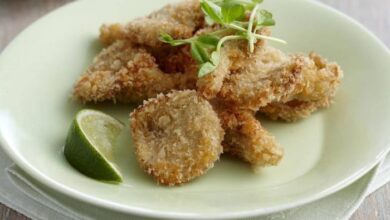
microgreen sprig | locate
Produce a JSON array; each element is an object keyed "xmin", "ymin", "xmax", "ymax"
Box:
[{"xmin": 160, "ymin": 0, "xmax": 286, "ymax": 77}]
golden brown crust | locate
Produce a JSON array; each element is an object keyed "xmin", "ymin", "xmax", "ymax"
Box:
[
  {"xmin": 148, "ymin": 45, "xmax": 198, "ymax": 74},
  {"xmin": 218, "ymin": 46, "xmax": 303, "ymax": 111},
  {"xmin": 216, "ymin": 107, "xmax": 283, "ymax": 166},
  {"xmin": 73, "ymin": 41, "xmax": 197, "ymax": 103},
  {"xmin": 130, "ymin": 90, "xmax": 224, "ymax": 185},
  {"xmin": 292, "ymin": 52, "xmax": 343, "ymax": 105},
  {"xmin": 196, "ymin": 46, "xmax": 232, "ymax": 99},
  {"xmin": 100, "ymin": 23, "xmax": 126, "ymax": 46},
  {"xmin": 196, "ymin": 28, "xmax": 271, "ymax": 99},
  {"xmin": 259, "ymin": 100, "xmax": 319, "ymax": 122},
  {"xmin": 100, "ymin": 0, "xmax": 205, "ymax": 47},
  {"xmin": 259, "ymin": 53, "xmax": 343, "ymax": 121},
  {"xmin": 216, "ymin": 46, "xmax": 343, "ymax": 117},
  {"xmin": 71, "ymin": 0, "xmax": 345, "ymax": 181}
]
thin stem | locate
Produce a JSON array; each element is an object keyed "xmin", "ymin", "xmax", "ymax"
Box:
[
  {"xmin": 209, "ymin": 28, "xmax": 235, "ymax": 36},
  {"xmin": 248, "ymin": 4, "xmax": 260, "ymax": 36},
  {"xmin": 217, "ymin": 35, "xmax": 246, "ymax": 51},
  {"xmin": 247, "ymin": 4, "xmax": 261, "ymax": 52},
  {"xmin": 235, "ymin": 21, "xmax": 249, "ymax": 26},
  {"xmin": 226, "ymin": 23, "xmax": 247, "ymax": 32},
  {"xmin": 210, "ymin": 0, "xmax": 254, "ymax": 7},
  {"xmin": 209, "ymin": 0, "xmax": 224, "ymax": 3},
  {"xmin": 230, "ymin": 0, "xmax": 253, "ymax": 4},
  {"xmin": 254, "ymin": 34, "xmax": 287, "ymax": 44}
]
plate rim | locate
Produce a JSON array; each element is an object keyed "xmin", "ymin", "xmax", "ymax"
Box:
[{"xmin": 1, "ymin": 0, "xmax": 390, "ymax": 219}]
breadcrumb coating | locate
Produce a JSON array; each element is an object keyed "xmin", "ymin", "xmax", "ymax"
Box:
[
  {"xmin": 71, "ymin": 0, "xmax": 344, "ymax": 182},
  {"xmin": 218, "ymin": 47, "xmax": 343, "ymax": 116},
  {"xmin": 196, "ymin": 45, "xmax": 231, "ymax": 99},
  {"xmin": 259, "ymin": 53, "xmax": 343, "ymax": 121},
  {"xmin": 130, "ymin": 90, "xmax": 224, "ymax": 186},
  {"xmin": 73, "ymin": 41, "xmax": 197, "ymax": 103},
  {"xmin": 216, "ymin": 106, "xmax": 283, "ymax": 166},
  {"xmin": 196, "ymin": 28, "xmax": 271, "ymax": 99},
  {"xmin": 218, "ymin": 46, "xmax": 303, "ymax": 111},
  {"xmin": 148, "ymin": 45, "xmax": 198, "ymax": 74},
  {"xmin": 259, "ymin": 100, "xmax": 319, "ymax": 122},
  {"xmin": 292, "ymin": 52, "xmax": 343, "ymax": 105},
  {"xmin": 100, "ymin": 0, "xmax": 204, "ymax": 47}
]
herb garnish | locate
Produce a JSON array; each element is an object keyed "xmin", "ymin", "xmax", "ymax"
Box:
[{"xmin": 160, "ymin": 0, "xmax": 286, "ymax": 77}]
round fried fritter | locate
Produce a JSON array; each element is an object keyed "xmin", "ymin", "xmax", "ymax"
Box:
[{"xmin": 130, "ymin": 90, "xmax": 224, "ymax": 186}]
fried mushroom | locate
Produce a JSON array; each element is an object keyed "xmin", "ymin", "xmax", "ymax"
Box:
[
  {"xmin": 216, "ymin": 107, "xmax": 283, "ymax": 166},
  {"xmin": 130, "ymin": 90, "xmax": 224, "ymax": 185}
]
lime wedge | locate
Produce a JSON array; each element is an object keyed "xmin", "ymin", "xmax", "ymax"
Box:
[{"xmin": 64, "ymin": 109, "xmax": 124, "ymax": 183}]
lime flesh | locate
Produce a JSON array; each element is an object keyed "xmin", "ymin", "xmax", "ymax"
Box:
[{"xmin": 64, "ymin": 109, "xmax": 124, "ymax": 183}]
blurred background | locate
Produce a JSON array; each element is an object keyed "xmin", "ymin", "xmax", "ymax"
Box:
[{"xmin": 0, "ymin": 0, "xmax": 389, "ymax": 51}]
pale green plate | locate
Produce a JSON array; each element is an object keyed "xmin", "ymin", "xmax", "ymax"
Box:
[{"xmin": 0, "ymin": 0, "xmax": 390, "ymax": 219}]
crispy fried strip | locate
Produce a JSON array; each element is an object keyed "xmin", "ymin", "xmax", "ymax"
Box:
[
  {"xmin": 218, "ymin": 46, "xmax": 302, "ymax": 111},
  {"xmin": 215, "ymin": 105, "xmax": 283, "ymax": 166},
  {"xmin": 73, "ymin": 41, "xmax": 197, "ymax": 103},
  {"xmin": 259, "ymin": 53, "xmax": 343, "ymax": 121},
  {"xmin": 218, "ymin": 47, "xmax": 342, "ymax": 115},
  {"xmin": 196, "ymin": 28, "xmax": 271, "ymax": 99},
  {"xmin": 259, "ymin": 100, "xmax": 318, "ymax": 122},
  {"xmin": 100, "ymin": 0, "xmax": 204, "ymax": 47}
]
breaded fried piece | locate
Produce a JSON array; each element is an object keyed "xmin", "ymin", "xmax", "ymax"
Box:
[
  {"xmin": 218, "ymin": 47, "xmax": 342, "ymax": 114},
  {"xmin": 217, "ymin": 108, "xmax": 283, "ymax": 166},
  {"xmin": 197, "ymin": 41, "xmax": 245, "ymax": 99},
  {"xmin": 130, "ymin": 90, "xmax": 224, "ymax": 186},
  {"xmin": 291, "ymin": 53, "xmax": 343, "ymax": 105},
  {"xmin": 218, "ymin": 46, "xmax": 303, "ymax": 111},
  {"xmin": 73, "ymin": 41, "xmax": 197, "ymax": 103},
  {"xmin": 100, "ymin": 0, "xmax": 204, "ymax": 47},
  {"xmin": 148, "ymin": 45, "xmax": 198, "ymax": 74},
  {"xmin": 259, "ymin": 101, "xmax": 318, "ymax": 122},
  {"xmin": 259, "ymin": 53, "xmax": 343, "ymax": 121},
  {"xmin": 197, "ymin": 28, "xmax": 271, "ymax": 99}
]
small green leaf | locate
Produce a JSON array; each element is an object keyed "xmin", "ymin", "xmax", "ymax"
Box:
[
  {"xmin": 205, "ymin": 16, "xmax": 215, "ymax": 25},
  {"xmin": 191, "ymin": 42, "xmax": 204, "ymax": 63},
  {"xmin": 231, "ymin": 21, "xmax": 247, "ymax": 30},
  {"xmin": 209, "ymin": 0, "xmax": 223, "ymax": 4},
  {"xmin": 200, "ymin": 0, "xmax": 223, "ymax": 24},
  {"xmin": 198, "ymin": 62, "xmax": 217, "ymax": 77},
  {"xmin": 160, "ymin": 0, "xmax": 283, "ymax": 79},
  {"xmin": 252, "ymin": 0, "xmax": 263, "ymax": 3},
  {"xmin": 220, "ymin": 0, "xmax": 263, "ymax": 10},
  {"xmin": 246, "ymin": 0, "xmax": 263, "ymax": 10},
  {"xmin": 159, "ymin": 32, "xmax": 174, "ymax": 43},
  {"xmin": 191, "ymin": 42, "xmax": 211, "ymax": 64},
  {"xmin": 210, "ymin": 51, "xmax": 220, "ymax": 65},
  {"xmin": 257, "ymin": 10, "xmax": 275, "ymax": 26},
  {"xmin": 197, "ymin": 34, "xmax": 220, "ymax": 47},
  {"xmin": 221, "ymin": 2, "xmax": 245, "ymax": 23},
  {"xmin": 159, "ymin": 33, "xmax": 190, "ymax": 46}
]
